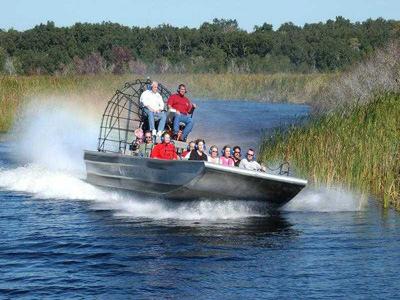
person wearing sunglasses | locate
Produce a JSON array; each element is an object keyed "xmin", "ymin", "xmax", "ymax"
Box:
[
  {"xmin": 138, "ymin": 130, "xmax": 154, "ymax": 158},
  {"xmin": 207, "ymin": 145, "xmax": 220, "ymax": 164},
  {"xmin": 239, "ymin": 148, "xmax": 262, "ymax": 171},
  {"xmin": 219, "ymin": 145, "xmax": 235, "ymax": 167},
  {"xmin": 232, "ymin": 145, "xmax": 242, "ymax": 167}
]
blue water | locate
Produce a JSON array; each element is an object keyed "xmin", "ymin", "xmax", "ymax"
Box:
[
  {"xmin": 193, "ymin": 99, "xmax": 309, "ymax": 151},
  {"xmin": 1, "ymin": 100, "xmax": 400, "ymax": 299}
]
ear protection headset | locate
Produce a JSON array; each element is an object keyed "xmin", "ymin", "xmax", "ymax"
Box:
[
  {"xmin": 194, "ymin": 139, "xmax": 206, "ymax": 151},
  {"xmin": 233, "ymin": 146, "xmax": 241, "ymax": 156},
  {"xmin": 161, "ymin": 132, "xmax": 170, "ymax": 143},
  {"xmin": 187, "ymin": 141, "xmax": 195, "ymax": 151},
  {"xmin": 209, "ymin": 145, "xmax": 218, "ymax": 155},
  {"xmin": 221, "ymin": 145, "xmax": 233, "ymax": 156}
]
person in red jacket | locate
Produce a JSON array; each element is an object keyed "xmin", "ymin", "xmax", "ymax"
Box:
[
  {"xmin": 167, "ymin": 84, "xmax": 196, "ymax": 141},
  {"xmin": 150, "ymin": 133, "xmax": 178, "ymax": 160}
]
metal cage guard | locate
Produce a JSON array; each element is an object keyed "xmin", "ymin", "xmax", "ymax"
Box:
[{"xmin": 97, "ymin": 79, "xmax": 172, "ymax": 154}]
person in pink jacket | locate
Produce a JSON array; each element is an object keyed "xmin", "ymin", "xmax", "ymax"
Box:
[{"xmin": 219, "ymin": 145, "xmax": 234, "ymax": 167}]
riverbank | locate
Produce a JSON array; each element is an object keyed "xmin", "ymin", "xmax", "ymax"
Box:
[
  {"xmin": 260, "ymin": 93, "xmax": 400, "ymax": 208},
  {"xmin": 0, "ymin": 73, "xmax": 329, "ymax": 131}
]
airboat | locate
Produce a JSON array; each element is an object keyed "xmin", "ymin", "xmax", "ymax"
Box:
[{"xmin": 84, "ymin": 79, "xmax": 307, "ymax": 208}]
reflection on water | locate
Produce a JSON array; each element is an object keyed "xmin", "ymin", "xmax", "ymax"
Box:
[{"xmin": 117, "ymin": 213, "xmax": 295, "ymax": 240}]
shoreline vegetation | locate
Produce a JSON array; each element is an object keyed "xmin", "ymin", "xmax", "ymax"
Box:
[
  {"xmin": 260, "ymin": 41, "xmax": 400, "ymax": 209},
  {"xmin": 260, "ymin": 92, "xmax": 399, "ymax": 208},
  {"xmin": 0, "ymin": 72, "xmax": 331, "ymax": 131}
]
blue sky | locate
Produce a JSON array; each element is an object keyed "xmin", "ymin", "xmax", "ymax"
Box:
[{"xmin": 1, "ymin": 0, "xmax": 399, "ymax": 31}]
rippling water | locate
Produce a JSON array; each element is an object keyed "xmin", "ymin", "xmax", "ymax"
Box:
[{"xmin": 1, "ymin": 99, "xmax": 399, "ymax": 299}]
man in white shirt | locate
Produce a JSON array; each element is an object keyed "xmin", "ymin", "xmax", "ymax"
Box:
[
  {"xmin": 140, "ymin": 81, "xmax": 167, "ymax": 137},
  {"xmin": 239, "ymin": 148, "xmax": 264, "ymax": 171}
]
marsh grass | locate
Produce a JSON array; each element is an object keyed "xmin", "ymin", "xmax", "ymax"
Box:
[
  {"xmin": 0, "ymin": 74, "xmax": 145, "ymax": 131},
  {"xmin": 0, "ymin": 73, "xmax": 329, "ymax": 132},
  {"xmin": 156, "ymin": 73, "xmax": 330, "ymax": 102},
  {"xmin": 260, "ymin": 93, "xmax": 400, "ymax": 208}
]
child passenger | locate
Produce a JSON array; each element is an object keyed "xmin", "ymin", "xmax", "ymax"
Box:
[
  {"xmin": 219, "ymin": 145, "xmax": 234, "ymax": 167},
  {"xmin": 207, "ymin": 145, "xmax": 220, "ymax": 164},
  {"xmin": 188, "ymin": 139, "xmax": 208, "ymax": 161}
]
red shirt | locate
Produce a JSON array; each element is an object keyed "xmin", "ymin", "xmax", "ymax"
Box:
[
  {"xmin": 150, "ymin": 143, "xmax": 178, "ymax": 160},
  {"xmin": 167, "ymin": 93, "xmax": 193, "ymax": 115}
]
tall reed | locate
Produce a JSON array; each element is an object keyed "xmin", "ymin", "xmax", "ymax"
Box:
[{"xmin": 260, "ymin": 93, "xmax": 400, "ymax": 208}]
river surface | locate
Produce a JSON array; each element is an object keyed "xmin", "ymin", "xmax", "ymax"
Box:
[{"xmin": 1, "ymin": 100, "xmax": 399, "ymax": 299}]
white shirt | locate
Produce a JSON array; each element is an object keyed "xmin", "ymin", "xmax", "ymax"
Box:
[
  {"xmin": 140, "ymin": 90, "xmax": 164, "ymax": 112},
  {"xmin": 207, "ymin": 156, "xmax": 220, "ymax": 164},
  {"xmin": 239, "ymin": 159, "xmax": 262, "ymax": 171}
]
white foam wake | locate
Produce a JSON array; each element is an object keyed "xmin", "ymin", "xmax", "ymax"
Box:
[
  {"xmin": 283, "ymin": 186, "xmax": 367, "ymax": 212},
  {"xmin": 9, "ymin": 99, "xmax": 98, "ymax": 172},
  {"xmin": 0, "ymin": 164, "xmax": 262, "ymax": 220},
  {"xmin": 0, "ymin": 164, "xmax": 101, "ymax": 200}
]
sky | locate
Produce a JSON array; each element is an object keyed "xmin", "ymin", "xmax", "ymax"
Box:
[{"xmin": 1, "ymin": 0, "xmax": 399, "ymax": 31}]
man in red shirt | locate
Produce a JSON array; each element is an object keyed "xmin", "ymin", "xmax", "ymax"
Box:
[
  {"xmin": 167, "ymin": 84, "xmax": 196, "ymax": 141},
  {"xmin": 150, "ymin": 133, "xmax": 178, "ymax": 160}
]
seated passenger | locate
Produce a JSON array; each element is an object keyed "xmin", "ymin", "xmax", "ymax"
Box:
[
  {"xmin": 219, "ymin": 145, "xmax": 234, "ymax": 167},
  {"xmin": 129, "ymin": 128, "xmax": 144, "ymax": 154},
  {"xmin": 181, "ymin": 141, "xmax": 196, "ymax": 159},
  {"xmin": 232, "ymin": 146, "xmax": 242, "ymax": 167},
  {"xmin": 167, "ymin": 84, "xmax": 196, "ymax": 141},
  {"xmin": 140, "ymin": 81, "xmax": 167, "ymax": 137},
  {"xmin": 207, "ymin": 145, "xmax": 220, "ymax": 164},
  {"xmin": 134, "ymin": 128, "xmax": 144, "ymax": 142},
  {"xmin": 239, "ymin": 148, "xmax": 263, "ymax": 171},
  {"xmin": 189, "ymin": 139, "xmax": 208, "ymax": 161},
  {"xmin": 138, "ymin": 130, "xmax": 154, "ymax": 158},
  {"xmin": 150, "ymin": 133, "xmax": 178, "ymax": 160}
]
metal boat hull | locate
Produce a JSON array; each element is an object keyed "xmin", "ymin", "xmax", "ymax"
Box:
[{"xmin": 84, "ymin": 150, "xmax": 307, "ymax": 208}]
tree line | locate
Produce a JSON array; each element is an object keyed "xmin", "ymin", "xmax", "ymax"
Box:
[{"xmin": 0, "ymin": 17, "xmax": 399, "ymax": 75}]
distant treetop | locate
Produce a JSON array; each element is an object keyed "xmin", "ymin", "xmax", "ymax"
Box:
[{"xmin": 0, "ymin": 17, "xmax": 398, "ymax": 75}]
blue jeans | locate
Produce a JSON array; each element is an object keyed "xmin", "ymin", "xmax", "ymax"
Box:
[
  {"xmin": 144, "ymin": 108, "xmax": 167, "ymax": 132},
  {"xmin": 173, "ymin": 113, "xmax": 194, "ymax": 140}
]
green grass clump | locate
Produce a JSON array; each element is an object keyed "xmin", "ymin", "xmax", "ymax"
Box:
[{"xmin": 260, "ymin": 93, "xmax": 400, "ymax": 208}]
